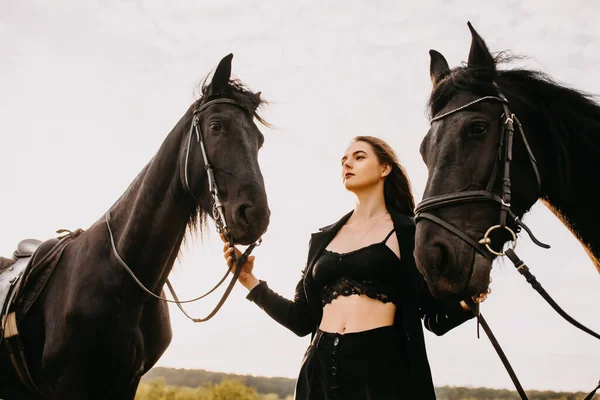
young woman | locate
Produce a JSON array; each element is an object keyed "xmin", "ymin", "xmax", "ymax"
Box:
[{"xmin": 222, "ymin": 136, "xmax": 488, "ymax": 399}]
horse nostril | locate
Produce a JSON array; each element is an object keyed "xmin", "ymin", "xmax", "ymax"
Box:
[
  {"xmin": 435, "ymin": 242, "xmax": 450, "ymax": 276},
  {"xmin": 236, "ymin": 203, "xmax": 251, "ymax": 225}
]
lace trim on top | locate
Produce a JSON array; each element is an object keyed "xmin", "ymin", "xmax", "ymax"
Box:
[{"xmin": 321, "ymin": 276, "xmax": 394, "ymax": 306}]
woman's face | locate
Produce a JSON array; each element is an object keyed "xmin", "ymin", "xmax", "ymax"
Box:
[{"xmin": 341, "ymin": 141, "xmax": 389, "ymax": 192}]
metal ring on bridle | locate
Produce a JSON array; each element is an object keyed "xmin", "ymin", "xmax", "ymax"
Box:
[{"xmin": 478, "ymin": 225, "xmax": 517, "ymax": 256}]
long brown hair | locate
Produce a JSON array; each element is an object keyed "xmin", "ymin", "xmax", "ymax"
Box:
[{"xmin": 351, "ymin": 136, "xmax": 415, "ymax": 215}]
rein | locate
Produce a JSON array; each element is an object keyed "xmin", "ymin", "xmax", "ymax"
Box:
[
  {"xmin": 105, "ymin": 97, "xmax": 261, "ymax": 323},
  {"xmin": 416, "ymin": 84, "xmax": 600, "ymax": 399}
]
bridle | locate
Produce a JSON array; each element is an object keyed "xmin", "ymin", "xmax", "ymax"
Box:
[
  {"xmin": 415, "ymin": 83, "xmax": 600, "ymax": 400},
  {"xmin": 105, "ymin": 97, "xmax": 262, "ymax": 323},
  {"xmin": 415, "ymin": 85, "xmax": 548, "ymax": 259}
]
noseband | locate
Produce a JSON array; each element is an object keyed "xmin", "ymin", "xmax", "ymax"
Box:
[
  {"xmin": 106, "ymin": 97, "xmax": 261, "ymax": 323},
  {"xmin": 415, "ymin": 83, "xmax": 548, "ymax": 259}
]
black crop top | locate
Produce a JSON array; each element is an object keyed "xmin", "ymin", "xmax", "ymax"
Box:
[{"xmin": 311, "ymin": 229, "xmax": 401, "ymax": 306}]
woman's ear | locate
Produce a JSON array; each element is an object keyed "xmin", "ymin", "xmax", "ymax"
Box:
[{"xmin": 381, "ymin": 164, "xmax": 392, "ymax": 178}]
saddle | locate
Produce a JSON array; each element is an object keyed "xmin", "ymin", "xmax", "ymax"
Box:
[
  {"xmin": 1, "ymin": 240, "xmax": 40, "ymax": 326},
  {"xmin": 1, "ymin": 238, "xmax": 61, "ymax": 340},
  {"xmin": 0, "ymin": 229, "xmax": 83, "ymax": 395}
]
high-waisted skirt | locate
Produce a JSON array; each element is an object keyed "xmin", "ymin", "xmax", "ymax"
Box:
[{"xmin": 294, "ymin": 325, "xmax": 410, "ymax": 399}]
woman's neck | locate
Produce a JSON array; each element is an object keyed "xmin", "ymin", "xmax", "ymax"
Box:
[{"xmin": 352, "ymin": 185, "xmax": 387, "ymax": 223}]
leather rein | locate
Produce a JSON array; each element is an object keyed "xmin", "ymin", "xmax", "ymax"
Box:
[
  {"xmin": 105, "ymin": 97, "xmax": 261, "ymax": 323},
  {"xmin": 415, "ymin": 84, "xmax": 600, "ymax": 400}
]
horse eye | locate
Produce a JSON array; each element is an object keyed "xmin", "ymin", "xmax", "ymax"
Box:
[
  {"xmin": 209, "ymin": 121, "xmax": 221, "ymax": 132},
  {"xmin": 470, "ymin": 123, "xmax": 487, "ymax": 137}
]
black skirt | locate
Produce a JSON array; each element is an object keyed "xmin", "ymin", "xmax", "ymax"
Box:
[{"xmin": 294, "ymin": 325, "xmax": 411, "ymax": 399}]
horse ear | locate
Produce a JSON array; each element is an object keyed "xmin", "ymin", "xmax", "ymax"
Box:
[
  {"xmin": 429, "ymin": 49, "xmax": 450, "ymax": 86},
  {"xmin": 209, "ymin": 53, "xmax": 233, "ymax": 96},
  {"xmin": 255, "ymin": 91, "xmax": 261, "ymax": 101},
  {"xmin": 467, "ymin": 21, "xmax": 495, "ymax": 70}
]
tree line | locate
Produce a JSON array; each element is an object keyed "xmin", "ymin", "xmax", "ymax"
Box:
[{"xmin": 141, "ymin": 367, "xmax": 598, "ymax": 400}]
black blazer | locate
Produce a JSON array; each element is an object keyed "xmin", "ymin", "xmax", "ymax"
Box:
[{"xmin": 246, "ymin": 209, "xmax": 474, "ymax": 399}]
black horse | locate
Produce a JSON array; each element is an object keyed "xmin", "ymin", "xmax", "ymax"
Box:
[
  {"xmin": 414, "ymin": 22, "xmax": 600, "ymax": 299},
  {"xmin": 0, "ymin": 54, "xmax": 270, "ymax": 399}
]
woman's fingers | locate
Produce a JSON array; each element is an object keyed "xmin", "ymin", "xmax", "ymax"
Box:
[
  {"xmin": 475, "ymin": 293, "xmax": 488, "ymax": 303},
  {"xmin": 223, "ymin": 242, "xmax": 243, "ymax": 258},
  {"xmin": 225, "ymin": 251, "xmax": 254, "ymax": 267},
  {"xmin": 223, "ymin": 240, "xmax": 255, "ymax": 280},
  {"xmin": 472, "ymin": 290, "xmax": 490, "ymax": 303},
  {"xmin": 223, "ymin": 247, "xmax": 234, "ymax": 260}
]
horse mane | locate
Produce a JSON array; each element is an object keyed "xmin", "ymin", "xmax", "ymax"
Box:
[
  {"xmin": 184, "ymin": 77, "xmax": 270, "ymax": 245},
  {"xmin": 427, "ymin": 51, "xmax": 600, "ymax": 197}
]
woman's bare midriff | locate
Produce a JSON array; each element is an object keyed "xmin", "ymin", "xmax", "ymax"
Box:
[{"xmin": 318, "ymin": 294, "xmax": 396, "ymax": 334}]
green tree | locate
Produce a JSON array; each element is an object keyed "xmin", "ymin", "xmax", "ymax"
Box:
[
  {"xmin": 212, "ymin": 379, "xmax": 259, "ymax": 400},
  {"xmin": 135, "ymin": 378, "xmax": 212, "ymax": 400},
  {"xmin": 135, "ymin": 377, "xmax": 173, "ymax": 400}
]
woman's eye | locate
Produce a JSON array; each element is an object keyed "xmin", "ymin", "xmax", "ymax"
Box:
[
  {"xmin": 471, "ymin": 123, "xmax": 487, "ymax": 136},
  {"xmin": 356, "ymin": 155, "xmax": 364, "ymax": 160}
]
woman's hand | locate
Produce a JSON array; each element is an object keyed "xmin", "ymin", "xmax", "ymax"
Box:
[
  {"xmin": 460, "ymin": 277, "xmax": 492, "ymax": 311},
  {"xmin": 221, "ymin": 234, "xmax": 260, "ymax": 291}
]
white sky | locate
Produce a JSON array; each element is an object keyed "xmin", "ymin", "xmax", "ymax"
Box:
[{"xmin": 1, "ymin": 0, "xmax": 599, "ymax": 393}]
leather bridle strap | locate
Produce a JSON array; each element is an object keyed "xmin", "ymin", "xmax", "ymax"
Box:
[
  {"xmin": 416, "ymin": 213, "xmax": 492, "ymax": 260},
  {"xmin": 505, "ymin": 249, "xmax": 600, "ymax": 341},
  {"xmin": 167, "ymin": 241, "xmax": 259, "ymax": 323},
  {"xmin": 584, "ymin": 381, "xmax": 600, "ymax": 400},
  {"xmin": 465, "ymin": 298, "xmax": 529, "ymax": 400},
  {"xmin": 416, "ymin": 190, "xmax": 503, "ymax": 213}
]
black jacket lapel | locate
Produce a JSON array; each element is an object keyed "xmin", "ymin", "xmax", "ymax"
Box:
[{"xmin": 306, "ymin": 211, "xmax": 353, "ymax": 270}]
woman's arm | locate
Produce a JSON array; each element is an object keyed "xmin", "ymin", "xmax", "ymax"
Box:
[
  {"xmin": 223, "ymin": 238, "xmax": 315, "ymax": 337},
  {"xmin": 245, "ymin": 274, "xmax": 315, "ymax": 337}
]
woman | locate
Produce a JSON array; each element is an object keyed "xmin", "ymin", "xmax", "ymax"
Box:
[{"xmin": 222, "ymin": 136, "xmax": 488, "ymax": 399}]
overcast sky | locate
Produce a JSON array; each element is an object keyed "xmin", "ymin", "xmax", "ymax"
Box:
[{"xmin": 2, "ymin": 0, "xmax": 600, "ymax": 393}]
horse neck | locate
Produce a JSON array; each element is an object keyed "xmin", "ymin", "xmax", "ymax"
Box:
[
  {"xmin": 107, "ymin": 113, "xmax": 197, "ymax": 293},
  {"xmin": 533, "ymin": 110, "xmax": 600, "ymax": 273}
]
